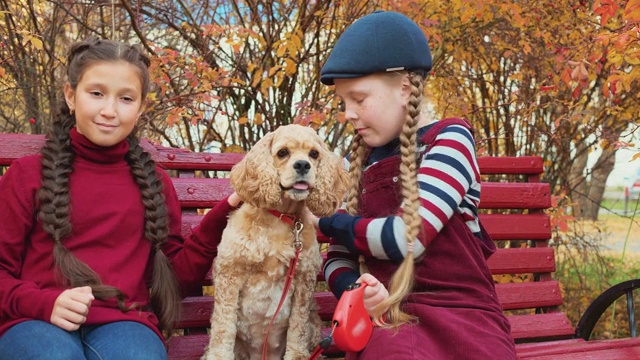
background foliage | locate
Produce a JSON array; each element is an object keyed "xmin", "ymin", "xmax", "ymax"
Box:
[{"xmin": 1, "ymin": 0, "xmax": 640, "ymax": 218}]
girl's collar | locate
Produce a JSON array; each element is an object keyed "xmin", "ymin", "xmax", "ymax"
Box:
[
  {"xmin": 70, "ymin": 127, "xmax": 130, "ymax": 164},
  {"xmin": 366, "ymin": 122, "xmax": 435, "ymax": 165}
]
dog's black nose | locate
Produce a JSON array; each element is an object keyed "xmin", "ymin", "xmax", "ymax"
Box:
[{"xmin": 293, "ymin": 160, "xmax": 311, "ymax": 175}]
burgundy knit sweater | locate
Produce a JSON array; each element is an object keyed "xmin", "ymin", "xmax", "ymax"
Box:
[{"xmin": 0, "ymin": 128, "xmax": 233, "ymax": 342}]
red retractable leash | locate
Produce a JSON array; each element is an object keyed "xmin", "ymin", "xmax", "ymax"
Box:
[{"xmin": 309, "ymin": 283, "xmax": 374, "ymax": 359}]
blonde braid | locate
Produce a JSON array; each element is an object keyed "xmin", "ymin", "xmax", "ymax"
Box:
[
  {"xmin": 347, "ymin": 134, "xmax": 369, "ymax": 274},
  {"xmin": 345, "ymin": 134, "xmax": 368, "ymax": 273},
  {"xmin": 346, "ymin": 134, "xmax": 366, "ymax": 215},
  {"xmin": 374, "ymin": 72, "xmax": 424, "ymax": 327}
]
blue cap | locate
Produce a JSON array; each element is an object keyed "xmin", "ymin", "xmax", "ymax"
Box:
[{"xmin": 320, "ymin": 10, "xmax": 432, "ymax": 85}]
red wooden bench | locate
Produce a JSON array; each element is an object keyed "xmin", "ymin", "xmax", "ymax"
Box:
[{"xmin": 1, "ymin": 132, "xmax": 639, "ymax": 359}]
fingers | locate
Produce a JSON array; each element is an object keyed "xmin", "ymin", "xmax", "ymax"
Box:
[
  {"xmin": 51, "ymin": 317, "xmax": 82, "ymax": 332},
  {"xmin": 50, "ymin": 287, "xmax": 94, "ymax": 331},
  {"xmin": 51, "ymin": 307, "xmax": 87, "ymax": 330},
  {"xmin": 356, "ymin": 273, "xmax": 378, "ymax": 287},
  {"xmin": 356, "ymin": 274, "xmax": 389, "ymax": 315},
  {"xmin": 301, "ymin": 207, "xmax": 319, "ymax": 228},
  {"xmin": 227, "ymin": 192, "xmax": 243, "ymax": 207},
  {"xmin": 73, "ymin": 286, "xmax": 95, "ymax": 304}
]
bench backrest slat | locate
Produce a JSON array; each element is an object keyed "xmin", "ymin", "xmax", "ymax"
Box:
[
  {"xmin": 477, "ymin": 156, "xmax": 543, "ymax": 175},
  {"xmin": 169, "ymin": 178, "xmax": 551, "ymax": 210}
]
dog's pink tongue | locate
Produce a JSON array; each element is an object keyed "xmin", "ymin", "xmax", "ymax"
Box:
[{"xmin": 293, "ymin": 182, "xmax": 309, "ymax": 190}]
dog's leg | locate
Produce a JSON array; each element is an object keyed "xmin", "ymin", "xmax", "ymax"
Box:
[
  {"xmin": 283, "ymin": 252, "xmax": 322, "ymax": 360},
  {"xmin": 201, "ymin": 269, "xmax": 247, "ymax": 360}
]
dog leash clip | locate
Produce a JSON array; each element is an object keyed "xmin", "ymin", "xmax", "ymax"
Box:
[{"xmin": 292, "ymin": 220, "xmax": 303, "ymax": 250}]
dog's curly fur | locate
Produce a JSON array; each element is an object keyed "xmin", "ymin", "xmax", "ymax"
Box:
[{"xmin": 202, "ymin": 125, "xmax": 349, "ymax": 360}]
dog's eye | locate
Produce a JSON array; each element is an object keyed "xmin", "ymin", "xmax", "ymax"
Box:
[
  {"xmin": 277, "ymin": 149, "xmax": 289, "ymax": 158},
  {"xmin": 309, "ymin": 150, "xmax": 319, "ymax": 159}
]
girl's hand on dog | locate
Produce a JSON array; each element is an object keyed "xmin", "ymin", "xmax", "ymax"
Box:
[
  {"xmin": 50, "ymin": 286, "xmax": 94, "ymax": 331},
  {"xmin": 227, "ymin": 192, "xmax": 243, "ymax": 208},
  {"xmin": 301, "ymin": 207, "xmax": 319, "ymax": 228},
  {"xmin": 357, "ymin": 273, "xmax": 389, "ymax": 317}
]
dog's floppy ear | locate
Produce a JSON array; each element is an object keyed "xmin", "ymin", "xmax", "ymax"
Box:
[
  {"xmin": 307, "ymin": 146, "xmax": 349, "ymax": 217},
  {"xmin": 230, "ymin": 131, "xmax": 281, "ymax": 208}
]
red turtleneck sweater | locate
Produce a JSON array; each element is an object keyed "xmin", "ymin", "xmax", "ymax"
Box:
[{"xmin": 0, "ymin": 128, "xmax": 233, "ymax": 341}]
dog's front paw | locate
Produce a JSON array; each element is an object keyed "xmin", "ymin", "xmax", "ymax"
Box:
[
  {"xmin": 283, "ymin": 351, "xmax": 311, "ymax": 360},
  {"xmin": 200, "ymin": 350, "xmax": 232, "ymax": 360}
]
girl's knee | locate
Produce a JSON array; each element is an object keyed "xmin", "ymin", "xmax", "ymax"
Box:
[
  {"xmin": 82, "ymin": 321, "xmax": 167, "ymax": 360},
  {"xmin": 0, "ymin": 321, "xmax": 84, "ymax": 360}
]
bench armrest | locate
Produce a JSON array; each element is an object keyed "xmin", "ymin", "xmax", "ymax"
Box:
[{"xmin": 574, "ymin": 279, "xmax": 640, "ymax": 340}]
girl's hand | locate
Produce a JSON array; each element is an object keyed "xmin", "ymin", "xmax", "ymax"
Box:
[
  {"xmin": 357, "ymin": 273, "xmax": 389, "ymax": 316},
  {"xmin": 301, "ymin": 207, "xmax": 319, "ymax": 229},
  {"xmin": 227, "ymin": 192, "xmax": 243, "ymax": 207},
  {"xmin": 50, "ymin": 286, "xmax": 94, "ymax": 331}
]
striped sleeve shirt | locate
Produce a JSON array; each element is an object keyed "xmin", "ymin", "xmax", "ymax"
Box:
[{"xmin": 321, "ymin": 122, "xmax": 482, "ymax": 298}]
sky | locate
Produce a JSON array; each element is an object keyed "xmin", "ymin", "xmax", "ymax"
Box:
[{"xmin": 606, "ymin": 146, "xmax": 640, "ymax": 187}]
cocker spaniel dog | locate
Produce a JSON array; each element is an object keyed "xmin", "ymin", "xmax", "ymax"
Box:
[{"xmin": 202, "ymin": 124, "xmax": 349, "ymax": 360}]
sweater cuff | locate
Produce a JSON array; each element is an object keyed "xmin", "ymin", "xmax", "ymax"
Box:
[
  {"xmin": 21, "ymin": 288, "xmax": 63, "ymax": 322},
  {"xmin": 318, "ymin": 213, "xmax": 361, "ymax": 253},
  {"xmin": 331, "ymin": 270, "xmax": 360, "ymax": 300},
  {"xmin": 199, "ymin": 195, "xmax": 238, "ymax": 234}
]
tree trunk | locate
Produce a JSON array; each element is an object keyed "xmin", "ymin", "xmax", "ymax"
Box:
[
  {"xmin": 568, "ymin": 141, "xmax": 589, "ymax": 218},
  {"xmin": 570, "ymin": 120, "xmax": 628, "ymax": 220}
]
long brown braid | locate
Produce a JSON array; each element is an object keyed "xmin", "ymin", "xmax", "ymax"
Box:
[
  {"xmin": 345, "ymin": 72, "xmax": 425, "ymax": 328},
  {"xmin": 37, "ymin": 37, "xmax": 180, "ymax": 335}
]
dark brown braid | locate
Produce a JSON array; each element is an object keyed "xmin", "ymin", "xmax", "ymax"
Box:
[
  {"xmin": 37, "ymin": 37, "xmax": 179, "ymax": 336},
  {"xmin": 125, "ymin": 133, "xmax": 180, "ymax": 334}
]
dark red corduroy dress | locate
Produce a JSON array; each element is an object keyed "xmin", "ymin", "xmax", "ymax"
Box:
[{"xmin": 346, "ymin": 122, "xmax": 517, "ymax": 360}]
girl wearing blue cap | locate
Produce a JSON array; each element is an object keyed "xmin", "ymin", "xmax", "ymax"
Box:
[{"xmin": 316, "ymin": 10, "xmax": 517, "ymax": 359}]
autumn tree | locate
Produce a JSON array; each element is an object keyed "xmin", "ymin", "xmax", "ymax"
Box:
[
  {"xmin": 2, "ymin": 0, "xmax": 640, "ymax": 219},
  {"xmin": 410, "ymin": 0, "xmax": 640, "ymax": 220}
]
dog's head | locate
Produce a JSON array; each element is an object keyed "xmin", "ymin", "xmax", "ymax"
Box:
[{"xmin": 230, "ymin": 124, "xmax": 349, "ymax": 217}]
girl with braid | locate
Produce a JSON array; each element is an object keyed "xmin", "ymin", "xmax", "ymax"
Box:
[
  {"xmin": 315, "ymin": 11, "xmax": 516, "ymax": 359},
  {"xmin": 0, "ymin": 38, "xmax": 241, "ymax": 359}
]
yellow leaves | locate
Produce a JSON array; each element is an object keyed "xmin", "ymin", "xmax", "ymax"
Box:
[
  {"xmin": 0, "ymin": 67, "xmax": 5, "ymax": 79},
  {"xmin": 238, "ymin": 113, "xmax": 263, "ymax": 126},
  {"xmin": 231, "ymin": 77, "xmax": 246, "ymax": 86},
  {"xmin": 623, "ymin": 0, "xmax": 640, "ymax": 21},
  {"xmin": 23, "ymin": 34, "xmax": 42, "ymax": 50},
  {"xmin": 254, "ymin": 113, "xmax": 263, "ymax": 125},
  {"xmin": 268, "ymin": 66, "xmax": 280, "ymax": 77},
  {"xmin": 275, "ymin": 31, "xmax": 303, "ymax": 61},
  {"xmin": 251, "ymin": 70, "xmax": 261, "ymax": 88},
  {"xmin": 260, "ymin": 77, "xmax": 274, "ymax": 93},
  {"xmin": 623, "ymin": 54, "xmax": 640, "ymax": 65},
  {"xmin": 223, "ymin": 144, "xmax": 244, "ymax": 153},
  {"xmin": 493, "ymin": 273, "xmax": 532, "ymax": 284},
  {"xmin": 283, "ymin": 59, "xmax": 297, "ymax": 76}
]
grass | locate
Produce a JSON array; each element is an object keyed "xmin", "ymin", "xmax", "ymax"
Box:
[
  {"xmin": 554, "ymin": 210, "xmax": 640, "ymax": 339},
  {"xmin": 557, "ymin": 250, "xmax": 640, "ymax": 339}
]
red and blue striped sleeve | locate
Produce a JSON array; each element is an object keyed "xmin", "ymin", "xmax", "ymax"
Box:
[{"xmin": 321, "ymin": 124, "xmax": 482, "ymax": 296}]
